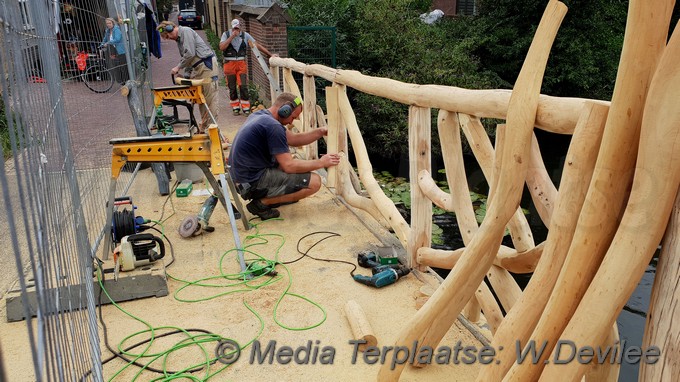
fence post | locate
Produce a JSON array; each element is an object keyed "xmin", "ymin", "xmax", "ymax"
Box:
[
  {"xmin": 303, "ymin": 74, "xmax": 318, "ymax": 159},
  {"xmin": 325, "ymin": 86, "xmax": 339, "ymax": 188},
  {"xmin": 408, "ymin": 106, "xmax": 432, "ymax": 270}
]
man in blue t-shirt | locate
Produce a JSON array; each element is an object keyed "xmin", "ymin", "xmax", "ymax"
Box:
[{"xmin": 229, "ymin": 92, "xmax": 340, "ymax": 220}]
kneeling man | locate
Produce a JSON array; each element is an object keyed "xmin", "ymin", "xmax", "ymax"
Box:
[{"xmin": 229, "ymin": 92, "xmax": 340, "ymax": 220}]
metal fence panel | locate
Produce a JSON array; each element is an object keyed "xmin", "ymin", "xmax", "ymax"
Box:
[{"xmin": 1, "ymin": 0, "xmax": 156, "ymax": 380}]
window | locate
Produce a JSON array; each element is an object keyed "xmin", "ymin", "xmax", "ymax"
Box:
[
  {"xmin": 19, "ymin": 0, "xmax": 34, "ymax": 30},
  {"xmin": 456, "ymin": 0, "xmax": 477, "ymax": 16}
]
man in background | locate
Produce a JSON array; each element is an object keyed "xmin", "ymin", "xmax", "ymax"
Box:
[
  {"xmin": 158, "ymin": 21, "xmax": 219, "ymax": 133},
  {"xmin": 219, "ymin": 18, "xmax": 277, "ymax": 116}
]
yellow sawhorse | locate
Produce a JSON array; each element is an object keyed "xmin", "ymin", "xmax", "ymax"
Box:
[{"xmin": 103, "ymin": 125, "xmax": 250, "ymax": 269}]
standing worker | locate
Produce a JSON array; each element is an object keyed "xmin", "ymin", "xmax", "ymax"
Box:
[
  {"xmin": 219, "ymin": 19, "xmax": 277, "ymax": 116},
  {"xmin": 158, "ymin": 21, "xmax": 219, "ymax": 133}
]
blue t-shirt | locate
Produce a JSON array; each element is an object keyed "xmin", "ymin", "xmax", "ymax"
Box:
[{"xmin": 229, "ymin": 109, "xmax": 289, "ymax": 184}]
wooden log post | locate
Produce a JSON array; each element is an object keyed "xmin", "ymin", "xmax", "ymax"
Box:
[
  {"xmin": 344, "ymin": 300, "xmax": 378, "ymax": 351},
  {"xmin": 337, "ymin": 91, "xmax": 411, "ymax": 249},
  {"xmin": 504, "ymin": 1, "xmax": 673, "ymax": 380},
  {"xmin": 526, "ymin": 133, "xmax": 557, "ymax": 226},
  {"xmin": 303, "ymin": 74, "xmax": 318, "ymax": 159},
  {"xmin": 640, "ymin": 189, "xmax": 680, "ymax": 381},
  {"xmin": 477, "ymin": 102, "xmax": 608, "ymax": 381},
  {"xmin": 377, "ymin": 3, "xmax": 567, "ymax": 380},
  {"xmin": 270, "ymin": 64, "xmax": 280, "ymax": 101},
  {"xmin": 409, "ymin": 106, "xmax": 432, "ymax": 270},
  {"xmin": 540, "ymin": 17, "xmax": 680, "ymax": 380},
  {"xmin": 325, "ymin": 86, "xmax": 340, "ymax": 188}
]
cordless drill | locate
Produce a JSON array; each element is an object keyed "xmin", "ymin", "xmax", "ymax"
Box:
[{"xmin": 353, "ymin": 251, "xmax": 410, "ymax": 288}]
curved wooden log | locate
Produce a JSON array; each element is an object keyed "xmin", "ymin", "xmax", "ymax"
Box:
[
  {"xmin": 418, "ymin": 171, "xmax": 454, "ymax": 211},
  {"xmin": 584, "ymin": 324, "xmax": 621, "ymax": 382},
  {"xmin": 337, "ymin": 91, "xmax": 411, "ymax": 248},
  {"xmin": 486, "ymin": 265, "xmax": 522, "ymax": 312},
  {"xmin": 494, "ymin": 241, "xmax": 545, "ymax": 274},
  {"xmin": 283, "ymin": 68, "xmax": 304, "ymax": 133},
  {"xmin": 459, "ymin": 117, "xmax": 535, "ymax": 252},
  {"xmin": 337, "ymin": 155, "xmax": 391, "ymax": 229},
  {"xmin": 505, "ymin": 2, "xmax": 674, "ymax": 380},
  {"xmin": 437, "ymin": 111, "xmax": 479, "ymax": 242},
  {"xmin": 477, "ymin": 282, "xmax": 504, "ymax": 334},
  {"xmin": 526, "ymin": 133, "xmax": 557, "ymax": 226},
  {"xmin": 477, "ymin": 102, "xmax": 608, "ymax": 381},
  {"xmin": 639, "ymin": 189, "xmax": 680, "ymax": 381},
  {"xmin": 377, "ymin": 3, "xmax": 567, "ymax": 380},
  {"xmin": 539, "ymin": 17, "xmax": 680, "ymax": 380},
  {"xmin": 269, "ymin": 58, "xmax": 606, "ymax": 134}
]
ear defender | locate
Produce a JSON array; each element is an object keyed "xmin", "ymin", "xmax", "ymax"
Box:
[
  {"xmin": 157, "ymin": 24, "xmax": 174, "ymax": 33},
  {"xmin": 277, "ymin": 97, "xmax": 302, "ymax": 118}
]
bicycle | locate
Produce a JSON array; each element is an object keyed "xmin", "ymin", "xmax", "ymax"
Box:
[{"xmin": 80, "ymin": 49, "xmax": 114, "ymax": 93}]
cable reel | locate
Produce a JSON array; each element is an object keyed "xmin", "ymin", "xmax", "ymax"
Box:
[
  {"xmin": 113, "ymin": 233, "xmax": 165, "ymax": 272},
  {"xmin": 111, "ymin": 196, "xmax": 147, "ymax": 244}
]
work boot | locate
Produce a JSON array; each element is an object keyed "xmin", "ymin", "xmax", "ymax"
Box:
[
  {"xmin": 268, "ymin": 200, "xmax": 298, "ymax": 208},
  {"xmin": 246, "ymin": 199, "xmax": 280, "ymax": 220}
]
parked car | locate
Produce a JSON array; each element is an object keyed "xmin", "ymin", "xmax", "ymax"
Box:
[{"xmin": 178, "ymin": 9, "xmax": 202, "ymax": 29}]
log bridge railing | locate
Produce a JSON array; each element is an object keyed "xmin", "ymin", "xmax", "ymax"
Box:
[{"xmin": 267, "ymin": 1, "xmax": 678, "ymax": 380}]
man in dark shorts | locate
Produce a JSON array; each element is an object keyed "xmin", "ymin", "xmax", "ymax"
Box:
[{"xmin": 228, "ymin": 92, "xmax": 340, "ymax": 220}]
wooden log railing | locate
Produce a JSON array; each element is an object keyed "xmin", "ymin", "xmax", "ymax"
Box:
[{"xmin": 264, "ymin": 1, "xmax": 679, "ymax": 380}]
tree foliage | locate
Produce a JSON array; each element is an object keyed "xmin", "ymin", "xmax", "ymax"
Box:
[{"xmin": 284, "ymin": 0, "xmax": 676, "ymax": 159}]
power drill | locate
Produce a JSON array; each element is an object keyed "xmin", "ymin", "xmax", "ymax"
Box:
[{"xmin": 353, "ymin": 251, "xmax": 410, "ymax": 288}]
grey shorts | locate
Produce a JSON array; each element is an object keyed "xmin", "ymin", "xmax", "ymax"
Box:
[{"xmin": 238, "ymin": 168, "xmax": 311, "ymax": 200}]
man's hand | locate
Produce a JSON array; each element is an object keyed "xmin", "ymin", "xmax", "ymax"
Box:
[
  {"xmin": 171, "ymin": 66, "xmax": 180, "ymax": 75},
  {"xmin": 317, "ymin": 128, "xmax": 328, "ymax": 138},
  {"xmin": 320, "ymin": 153, "xmax": 340, "ymax": 168}
]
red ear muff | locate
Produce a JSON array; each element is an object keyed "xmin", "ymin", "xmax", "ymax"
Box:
[{"xmin": 277, "ymin": 97, "xmax": 302, "ymax": 118}]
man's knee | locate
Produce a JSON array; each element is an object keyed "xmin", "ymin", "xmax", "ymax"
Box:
[{"xmin": 308, "ymin": 173, "xmax": 322, "ymax": 193}]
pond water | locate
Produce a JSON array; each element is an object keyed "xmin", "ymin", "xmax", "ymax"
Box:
[{"xmin": 376, "ymin": 129, "xmax": 657, "ymax": 381}]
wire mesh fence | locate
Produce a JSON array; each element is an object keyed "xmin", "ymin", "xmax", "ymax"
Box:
[{"xmin": 0, "ymin": 0, "xmax": 159, "ymax": 380}]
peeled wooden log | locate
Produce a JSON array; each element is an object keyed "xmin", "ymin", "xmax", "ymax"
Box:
[
  {"xmin": 337, "ymin": 91, "xmax": 411, "ymax": 249},
  {"xmin": 283, "ymin": 68, "xmax": 304, "ymax": 133},
  {"xmin": 337, "ymin": 155, "xmax": 390, "ymax": 229},
  {"xmin": 408, "ymin": 106, "xmax": 432, "ymax": 270},
  {"xmin": 539, "ymin": 17, "xmax": 680, "ymax": 381},
  {"xmin": 477, "ymin": 102, "xmax": 608, "ymax": 381},
  {"xmin": 303, "ymin": 74, "xmax": 318, "ymax": 159},
  {"xmin": 526, "ymin": 133, "xmax": 557, "ymax": 226},
  {"xmin": 344, "ymin": 300, "xmax": 377, "ymax": 352},
  {"xmin": 477, "ymin": 283, "xmax": 504, "ymax": 334},
  {"xmin": 437, "ymin": 111, "xmax": 478, "ymax": 242},
  {"xmin": 504, "ymin": 2, "xmax": 673, "ymax": 380},
  {"xmin": 486, "ymin": 265, "xmax": 522, "ymax": 312},
  {"xmin": 639, "ymin": 189, "xmax": 680, "ymax": 381},
  {"xmin": 377, "ymin": 3, "xmax": 567, "ymax": 380},
  {"xmin": 325, "ymin": 86, "xmax": 341, "ymax": 188},
  {"xmin": 269, "ymin": 58, "xmax": 605, "ymax": 134},
  {"xmin": 584, "ymin": 324, "xmax": 620, "ymax": 382},
  {"xmin": 459, "ymin": 117, "xmax": 535, "ymax": 253}
]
